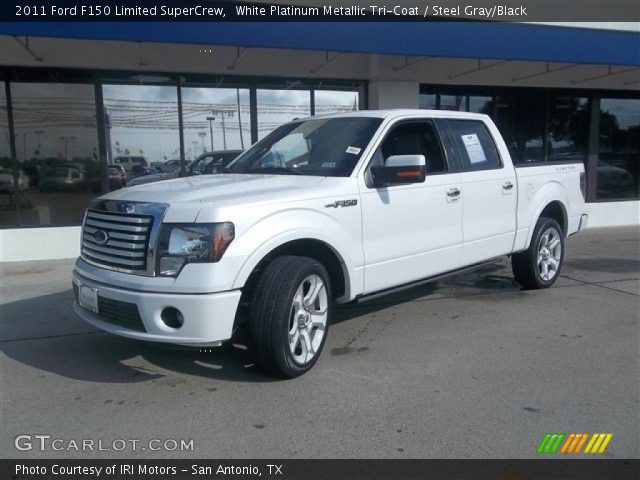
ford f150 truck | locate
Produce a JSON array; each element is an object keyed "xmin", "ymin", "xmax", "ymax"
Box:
[{"xmin": 73, "ymin": 110, "xmax": 588, "ymax": 378}]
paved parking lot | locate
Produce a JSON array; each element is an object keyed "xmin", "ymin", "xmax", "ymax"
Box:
[{"xmin": 1, "ymin": 227, "xmax": 638, "ymax": 459}]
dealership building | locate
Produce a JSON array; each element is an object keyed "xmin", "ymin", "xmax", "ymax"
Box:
[{"xmin": 0, "ymin": 20, "xmax": 638, "ymax": 261}]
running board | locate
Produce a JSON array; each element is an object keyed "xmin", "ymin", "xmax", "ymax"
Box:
[{"xmin": 354, "ymin": 257, "xmax": 504, "ymax": 303}]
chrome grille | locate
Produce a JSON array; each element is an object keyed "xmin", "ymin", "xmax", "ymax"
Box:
[{"xmin": 81, "ymin": 210, "xmax": 152, "ymax": 272}]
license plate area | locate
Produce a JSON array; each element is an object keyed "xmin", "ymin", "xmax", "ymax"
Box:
[{"xmin": 78, "ymin": 284, "xmax": 99, "ymax": 314}]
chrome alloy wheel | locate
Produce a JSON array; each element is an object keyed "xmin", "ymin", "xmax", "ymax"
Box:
[
  {"xmin": 288, "ymin": 274, "xmax": 328, "ymax": 365},
  {"xmin": 537, "ymin": 227, "xmax": 562, "ymax": 281}
]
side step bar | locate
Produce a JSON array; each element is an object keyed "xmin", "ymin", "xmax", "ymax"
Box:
[{"xmin": 354, "ymin": 257, "xmax": 504, "ymax": 303}]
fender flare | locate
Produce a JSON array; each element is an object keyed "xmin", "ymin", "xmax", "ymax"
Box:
[
  {"xmin": 230, "ymin": 210, "xmax": 361, "ymax": 300},
  {"xmin": 523, "ymin": 182, "xmax": 569, "ymax": 249}
]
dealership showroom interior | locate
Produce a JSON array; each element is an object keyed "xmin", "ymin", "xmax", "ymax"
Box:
[{"xmin": 0, "ymin": 1, "xmax": 639, "ymax": 477}]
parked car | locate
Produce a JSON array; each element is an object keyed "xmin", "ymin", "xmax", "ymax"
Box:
[
  {"xmin": 157, "ymin": 159, "xmax": 182, "ymax": 173},
  {"xmin": 0, "ymin": 168, "xmax": 30, "ymax": 192},
  {"xmin": 107, "ymin": 166, "xmax": 127, "ymax": 190},
  {"xmin": 21, "ymin": 165, "xmax": 41, "ymax": 187},
  {"xmin": 113, "ymin": 156, "xmax": 147, "ymax": 175},
  {"xmin": 39, "ymin": 166, "xmax": 85, "ymax": 191},
  {"xmin": 109, "ymin": 164, "xmax": 126, "ymax": 177},
  {"xmin": 73, "ymin": 110, "xmax": 588, "ymax": 378},
  {"xmin": 130, "ymin": 164, "xmax": 154, "ymax": 178},
  {"xmin": 597, "ymin": 160, "xmax": 637, "ymax": 198},
  {"xmin": 128, "ymin": 150, "xmax": 242, "ymax": 186}
]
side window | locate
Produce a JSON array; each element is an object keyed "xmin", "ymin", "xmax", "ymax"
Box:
[
  {"xmin": 376, "ymin": 121, "xmax": 448, "ymax": 174},
  {"xmin": 191, "ymin": 156, "xmax": 213, "ymax": 175},
  {"xmin": 449, "ymin": 120, "xmax": 502, "ymax": 171}
]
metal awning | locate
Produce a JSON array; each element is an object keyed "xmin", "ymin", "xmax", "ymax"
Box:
[{"xmin": 1, "ymin": 21, "xmax": 639, "ymax": 66}]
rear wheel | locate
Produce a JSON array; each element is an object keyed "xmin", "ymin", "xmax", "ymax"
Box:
[
  {"xmin": 250, "ymin": 256, "xmax": 331, "ymax": 378},
  {"xmin": 512, "ymin": 217, "xmax": 564, "ymax": 289}
]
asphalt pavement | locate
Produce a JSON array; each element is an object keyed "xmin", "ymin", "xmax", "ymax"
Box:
[{"xmin": 1, "ymin": 227, "xmax": 638, "ymax": 459}]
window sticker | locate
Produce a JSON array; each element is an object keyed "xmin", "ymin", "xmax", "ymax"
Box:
[
  {"xmin": 461, "ymin": 133, "xmax": 487, "ymax": 164},
  {"xmin": 321, "ymin": 162, "xmax": 336, "ymax": 168},
  {"xmin": 345, "ymin": 146, "xmax": 362, "ymax": 155}
]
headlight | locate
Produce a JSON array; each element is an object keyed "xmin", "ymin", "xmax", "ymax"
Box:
[{"xmin": 156, "ymin": 223, "xmax": 234, "ymax": 276}]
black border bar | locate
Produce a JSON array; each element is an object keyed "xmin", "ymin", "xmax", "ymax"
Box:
[
  {"xmin": 3, "ymin": 459, "xmax": 640, "ymax": 480},
  {"xmin": 3, "ymin": 1, "xmax": 640, "ymax": 22}
]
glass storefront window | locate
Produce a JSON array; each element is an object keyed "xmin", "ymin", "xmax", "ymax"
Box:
[
  {"xmin": 547, "ymin": 96, "xmax": 589, "ymax": 164},
  {"xmin": 440, "ymin": 94, "xmax": 467, "ymax": 111},
  {"xmin": 102, "ymin": 84, "xmax": 180, "ymax": 178},
  {"xmin": 0, "ymin": 85, "xmax": 16, "ymax": 225},
  {"xmin": 257, "ymin": 89, "xmax": 311, "ymax": 140},
  {"xmin": 494, "ymin": 94, "xmax": 546, "ymax": 164},
  {"xmin": 419, "ymin": 94, "xmax": 437, "ymax": 110},
  {"xmin": 181, "ymin": 87, "xmax": 251, "ymax": 159},
  {"xmin": 597, "ymin": 98, "xmax": 640, "ymax": 200},
  {"xmin": 469, "ymin": 96, "xmax": 494, "ymax": 115},
  {"xmin": 314, "ymin": 90, "xmax": 358, "ymax": 115},
  {"xmin": 5, "ymin": 83, "xmax": 99, "ymax": 227}
]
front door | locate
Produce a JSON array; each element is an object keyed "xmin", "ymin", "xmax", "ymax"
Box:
[{"xmin": 360, "ymin": 120, "xmax": 463, "ymax": 294}]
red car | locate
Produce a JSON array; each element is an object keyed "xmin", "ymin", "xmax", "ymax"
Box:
[{"xmin": 108, "ymin": 165, "xmax": 127, "ymax": 190}]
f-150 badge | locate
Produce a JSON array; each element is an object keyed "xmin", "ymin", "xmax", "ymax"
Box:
[{"xmin": 325, "ymin": 199, "xmax": 358, "ymax": 208}]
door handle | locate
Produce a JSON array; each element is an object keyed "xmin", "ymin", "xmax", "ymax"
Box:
[
  {"xmin": 502, "ymin": 181, "xmax": 514, "ymax": 190},
  {"xmin": 446, "ymin": 188, "xmax": 461, "ymax": 197}
]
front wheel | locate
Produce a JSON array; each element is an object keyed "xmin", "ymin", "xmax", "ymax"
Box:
[
  {"xmin": 250, "ymin": 256, "xmax": 331, "ymax": 378},
  {"xmin": 512, "ymin": 217, "xmax": 564, "ymax": 289}
]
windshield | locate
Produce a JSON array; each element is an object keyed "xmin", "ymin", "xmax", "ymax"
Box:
[{"xmin": 224, "ymin": 117, "xmax": 382, "ymax": 177}]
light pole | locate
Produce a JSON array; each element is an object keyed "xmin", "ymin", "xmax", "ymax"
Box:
[
  {"xmin": 211, "ymin": 109, "xmax": 234, "ymax": 150},
  {"xmin": 35, "ymin": 130, "xmax": 44, "ymax": 168},
  {"xmin": 236, "ymin": 89, "xmax": 245, "ymax": 149},
  {"xmin": 58, "ymin": 136, "xmax": 76, "ymax": 161},
  {"xmin": 198, "ymin": 131, "xmax": 207, "ymax": 153},
  {"xmin": 192, "ymin": 141, "xmax": 198, "ymax": 160},
  {"xmin": 206, "ymin": 116, "xmax": 215, "ymax": 152}
]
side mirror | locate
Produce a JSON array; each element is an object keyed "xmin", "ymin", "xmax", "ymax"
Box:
[{"xmin": 371, "ymin": 155, "xmax": 426, "ymax": 186}]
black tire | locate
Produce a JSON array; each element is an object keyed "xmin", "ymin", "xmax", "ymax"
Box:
[
  {"xmin": 250, "ymin": 255, "xmax": 332, "ymax": 378},
  {"xmin": 512, "ymin": 217, "xmax": 565, "ymax": 289}
]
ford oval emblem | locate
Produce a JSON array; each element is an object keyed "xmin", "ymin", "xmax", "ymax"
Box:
[{"xmin": 92, "ymin": 229, "xmax": 109, "ymax": 245}]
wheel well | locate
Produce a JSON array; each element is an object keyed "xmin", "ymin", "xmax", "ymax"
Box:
[
  {"xmin": 243, "ymin": 239, "xmax": 347, "ymax": 301},
  {"xmin": 539, "ymin": 201, "xmax": 567, "ymax": 236}
]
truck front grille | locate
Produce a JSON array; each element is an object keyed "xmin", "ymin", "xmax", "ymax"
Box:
[{"xmin": 81, "ymin": 210, "xmax": 152, "ymax": 272}]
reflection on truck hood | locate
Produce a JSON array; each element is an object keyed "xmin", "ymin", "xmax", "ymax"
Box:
[{"xmin": 102, "ymin": 173, "xmax": 327, "ymax": 206}]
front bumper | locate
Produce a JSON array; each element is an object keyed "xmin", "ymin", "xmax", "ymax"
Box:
[{"xmin": 72, "ymin": 271, "xmax": 242, "ymax": 346}]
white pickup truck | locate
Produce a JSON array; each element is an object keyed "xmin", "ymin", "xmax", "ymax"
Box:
[{"xmin": 73, "ymin": 110, "xmax": 588, "ymax": 378}]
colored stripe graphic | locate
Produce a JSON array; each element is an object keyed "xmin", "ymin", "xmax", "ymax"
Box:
[
  {"xmin": 537, "ymin": 433, "xmax": 565, "ymax": 453},
  {"xmin": 584, "ymin": 433, "xmax": 614, "ymax": 453},
  {"xmin": 538, "ymin": 433, "xmax": 612, "ymax": 454}
]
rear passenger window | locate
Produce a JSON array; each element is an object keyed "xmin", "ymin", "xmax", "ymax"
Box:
[{"xmin": 449, "ymin": 120, "xmax": 502, "ymax": 171}]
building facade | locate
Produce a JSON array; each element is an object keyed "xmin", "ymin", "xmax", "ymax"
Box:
[{"xmin": 0, "ymin": 21, "xmax": 638, "ymax": 261}]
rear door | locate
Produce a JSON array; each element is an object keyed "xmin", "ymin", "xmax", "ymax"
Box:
[
  {"xmin": 444, "ymin": 119, "xmax": 517, "ymax": 266},
  {"xmin": 360, "ymin": 119, "xmax": 463, "ymax": 294}
]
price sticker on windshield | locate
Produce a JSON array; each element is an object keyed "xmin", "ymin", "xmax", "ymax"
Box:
[{"xmin": 345, "ymin": 146, "xmax": 361, "ymax": 155}]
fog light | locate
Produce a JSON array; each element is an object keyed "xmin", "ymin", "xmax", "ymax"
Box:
[{"xmin": 161, "ymin": 307, "xmax": 184, "ymax": 329}]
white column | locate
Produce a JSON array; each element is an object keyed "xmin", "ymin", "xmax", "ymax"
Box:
[{"xmin": 368, "ymin": 80, "xmax": 420, "ymax": 109}]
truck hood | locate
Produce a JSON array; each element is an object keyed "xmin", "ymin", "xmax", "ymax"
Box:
[{"xmin": 100, "ymin": 174, "xmax": 328, "ymax": 221}]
